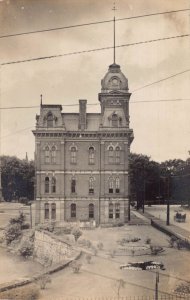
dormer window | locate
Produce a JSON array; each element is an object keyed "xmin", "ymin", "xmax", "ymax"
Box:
[{"xmin": 47, "ymin": 112, "xmax": 53, "ymax": 127}]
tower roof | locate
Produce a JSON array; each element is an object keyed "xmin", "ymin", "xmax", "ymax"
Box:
[{"xmin": 101, "ymin": 63, "xmax": 128, "ymax": 92}]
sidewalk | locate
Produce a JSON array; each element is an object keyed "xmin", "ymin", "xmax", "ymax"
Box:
[{"xmin": 134, "ymin": 208, "xmax": 190, "ymax": 242}]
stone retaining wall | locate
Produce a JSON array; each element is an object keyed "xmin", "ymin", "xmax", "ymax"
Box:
[{"xmin": 34, "ymin": 230, "xmax": 74, "ymax": 265}]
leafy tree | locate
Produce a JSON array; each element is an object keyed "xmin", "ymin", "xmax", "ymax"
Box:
[{"xmin": 1, "ymin": 156, "xmax": 35, "ymax": 201}]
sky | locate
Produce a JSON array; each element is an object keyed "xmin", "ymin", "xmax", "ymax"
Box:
[{"xmin": 0, "ymin": 0, "xmax": 190, "ymax": 162}]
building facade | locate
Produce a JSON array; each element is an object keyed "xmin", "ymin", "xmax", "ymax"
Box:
[{"xmin": 33, "ymin": 62, "xmax": 134, "ymax": 225}]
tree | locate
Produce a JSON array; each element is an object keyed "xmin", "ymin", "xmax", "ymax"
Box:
[{"xmin": 1, "ymin": 156, "xmax": 35, "ymax": 201}]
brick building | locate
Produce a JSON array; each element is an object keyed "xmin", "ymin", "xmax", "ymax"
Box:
[{"xmin": 33, "ymin": 62, "xmax": 134, "ymax": 225}]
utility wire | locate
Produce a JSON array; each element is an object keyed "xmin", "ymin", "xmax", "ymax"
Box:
[
  {"xmin": 1, "ymin": 98, "xmax": 190, "ymax": 110},
  {"xmin": 1, "ymin": 99, "xmax": 190, "ymax": 110},
  {"xmin": 0, "ymin": 8, "xmax": 189, "ymax": 39},
  {"xmin": 1, "ymin": 33, "xmax": 189, "ymax": 66}
]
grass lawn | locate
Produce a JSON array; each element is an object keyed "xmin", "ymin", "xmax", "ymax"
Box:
[{"xmin": 39, "ymin": 225, "xmax": 190, "ymax": 299}]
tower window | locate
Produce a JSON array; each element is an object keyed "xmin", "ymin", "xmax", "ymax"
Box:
[
  {"xmin": 47, "ymin": 112, "xmax": 53, "ymax": 127},
  {"xmin": 89, "ymin": 203, "xmax": 94, "ymax": 219},
  {"xmin": 109, "ymin": 203, "xmax": 113, "ymax": 219},
  {"xmin": 71, "ymin": 147, "xmax": 77, "ymax": 164},
  {"xmin": 44, "ymin": 203, "xmax": 49, "ymax": 220},
  {"xmin": 45, "ymin": 146, "xmax": 50, "ymax": 164},
  {"xmin": 115, "ymin": 146, "xmax": 120, "ymax": 164},
  {"xmin": 108, "ymin": 146, "xmax": 114, "ymax": 164},
  {"xmin": 71, "ymin": 203, "xmax": 76, "ymax": 218},
  {"xmin": 89, "ymin": 177, "xmax": 94, "ymax": 194},
  {"xmin": 52, "ymin": 177, "xmax": 56, "ymax": 193},
  {"xmin": 51, "ymin": 146, "xmax": 56, "ymax": 163},
  {"xmin": 45, "ymin": 177, "xmax": 49, "ymax": 193},
  {"xmin": 112, "ymin": 113, "xmax": 118, "ymax": 127},
  {"xmin": 89, "ymin": 147, "xmax": 95, "ymax": 164},
  {"xmin": 51, "ymin": 203, "xmax": 56, "ymax": 220},
  {"xmin": 71, "ymin": 179, "xmax": 76, "ymax": 194}
]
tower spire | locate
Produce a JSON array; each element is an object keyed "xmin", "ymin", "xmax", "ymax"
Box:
[
  {"xmin": 40, "ymin": 94, "xmax": 43, "ymax": 107},
  {"xmin": 112, "ymin": 2, "xmax": 117, "ymax": 64}
]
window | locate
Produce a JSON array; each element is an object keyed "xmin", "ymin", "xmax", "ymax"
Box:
[
  {"xmin": 89, "ymin": 147, "xmax": 95, "ymax": 164},
  {"xmin": 51, "ymin": 146, "xmax": 56, "ymax": 163},
  {"xmin": 71, "ymin": 203, "xmax": 76, "ymax": 218},
  {"xmin": 71, "ymin": 179, "xmax": 76, "ymax": 193},
  {"xmin": 47, "ymin": 112, "xmax": 53, "ymax": 127},
  {"xmin": 112, "ymin": 113, "xmax": 118, "ymax": 127},
  {"xmin": 45, "ymin": 177, "xmax": 49, "ymax": 193},
  {"xmin": 109, "ymin": 178, "xmax": 114, "ymax": 194},
  {"xmin": 115, "ymin": 146, "xmax": 120, "ymax": 164},
  {"xmin": 44, "ymin": 203, "xmax": 49, "ymax": 219},
  {"xmin": 51, "ymin": 203, "xmax": 56, "ymax": 220},
  {"xmin": 45, "ymin": 146, "xmax": 50, "ymax": 163},
  {"xmin": 89, "ymin": 177, "xmax": 94, "ymax": 194},
  {"xmin": 108, "ymin": 146, "xmax": 114, "ymax": 164},
  {"xmin": 115, "ymin": 203, "xmax": 120, "ymax": 219},
  {"xmin": 109, "ymin": 203, "xmax": 113, "ymax": 219},
  {"xmin": 115, "ymin": 177, "xmax": 120, "ymax": 194},
  {"xmin": 71, "ymin": 147, "xmax": 77, "ymax": 164},
  {"xmin": 52, "ymin": 177, "xmax": 56, "ymax": 193},
  {"xmin": 89, "ymin": 203, "xmax": 94, "ymax": 219}
]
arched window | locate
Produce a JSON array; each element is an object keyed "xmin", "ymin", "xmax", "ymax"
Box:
[
  {"xmin": 52, "ymin": 177, "xmax": 56, "ymax": 193},
  {"xmin": 89, "ymin": 203, "xmax": 94, "ymax": 219},
  {"xmin": 71, "ymin": 147, "xmax": 77, "ymax": 164},
  {"xmin": 45, "ymin": 177, "xmax": 49, "ymax": 193},
  {"xmin": 47, "ymin": 112, "xmax": 53, "ymax": 127},
  {"xmin": 115, "ymin": 203, "xmax": 120, "ymax": 219},
  {"xmin": 109, "ymin": 203, "xmax": 113, "ymax": 219},
  {"xmin": 112, "ymin": 113, "xmax": 118, "ymax": 127},
  {"xmin": 115, "ymin": 146, "xmax": 120, "ymax": 164},
  {"xmin": 71, "ymin": 178, "xmax": 76, "ymax": 194},
  {"xmin": 71, "ymin": 203, "xmax": 76, "ymax": 218},
  {"xmin": 89, "ymin": 177, "xmax": 94, "ymax": 194},
  {"xmin": 109, "ymin": 177, "xmax": 114, "ymax": 194},
  {"xmin": 44, "ymin": 203, "xmax": 49, "ymax": 219},
  {"xmin": 108, "ymin": 146, "xmax": 114, "ymax": 164},
  {"xmin": 89, "ymin": 147, "xmax": 95, "ymax": 164},
  {"xmin": 51, "ymin": 203, "xmax": 56, "ymax": 220},
  {"xmin": 115, "ymin": 177, "xmax": 120, "ymax": 194},
  {"xmin": 51, "ymin": 146, "xmax": 56, "ymax": 163},
  {"xmin": 45, "ymin": 146, "xmax": 50, "ymax": 163}
]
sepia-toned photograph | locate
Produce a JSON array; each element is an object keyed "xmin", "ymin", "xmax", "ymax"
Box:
[{"xmin": 0, "ymin": 0, "xmax": 190, "ymax": 299}]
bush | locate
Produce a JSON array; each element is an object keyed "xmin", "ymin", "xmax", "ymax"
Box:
[
  {"xmin": 71, "ymin": 227, "xmax": 82, "ymax": 241},
  {"xmin": 36, "ymin": 275, "xmax": 51, "ymax": 290},
  {"xmin": 19, "ymin": 239, "xmax": 34, "ymax": 258},
  {"xmin": 9, "ymin": 212, "xmax": 26, "ymax": 226},
  {"xmin": 145, "ymin": 237, "xmax": 151, "ymax": 244},
  {"xmin": 86, "ymin": 254, "xmax": 92, "ymax": 264},
  {"xmin": 150, "ymin": 245, "xmax": 164, "ymax": 255},
  {"xmin": 21, "ymin": 223, "xmax": 30, "ymax": 230},
  {"xmin": 4, "ymin": 223, "xmax": 22, "ymax": 244},
  {"xmin": 0, "ymin": 284, "xmax": 40, "ymax": 300},
  {"xmin": 175, "ymin": 283, "xmax": 190, "ymax": 294},
  {"xmin": 77, "ymin": 238, "xmax": 92, "ymax": 248},
  {"xmin": 169, "ymin": 235, "xmax": 178, "ymax": 248},
  {"xmin": 70, "ymin": 260, "xmax": 82, "ymax": 273},
  {"xmin": 97, "ymin": 242, "xmax": 104, "ymax": 250}
]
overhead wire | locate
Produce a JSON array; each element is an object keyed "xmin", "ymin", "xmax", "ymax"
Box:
[
  {"xmin": 1, "ymin": 33, "xmax": 189, "ymax": 66},
  {"xmin": 0, "ymin": 8, "xmax": 189, "ymax": 39}
]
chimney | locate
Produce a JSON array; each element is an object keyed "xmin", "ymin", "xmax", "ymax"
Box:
[{"xmin": 78, "ymin": 99, "xmax": 87, "ymax": 130}]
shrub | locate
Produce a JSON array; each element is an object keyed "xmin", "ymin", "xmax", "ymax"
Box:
[
  {"xmin": 71, "ymin": 227, "xmax": 82, "ymax": 242},
  {"xmin": 175, "ymin": 283, "xmax": 190, "ymax": 294},
  {"xmin": 169, "ymin": 235, "xmax": 178, "ymax": 248},
  {"xmin": 4, "ymin": 223, "xmax": 22, "ymax": 244},
  {"xmin": 21, "ymin": 223, "xmax": 30, "ymax": 230},
  {"xmin": 9, "ymin": 211, "xmax": 26, "ymax": 226},
  {"xmin": 86, "ymin": 254, "xmax": 92, "ymax": 264},
  {"xmin": 19, "ymin": 239, "xmax": 34, "ymax": 258},
  {"xmin": 70, "ymin": 260, "xmax": 82, "ymax": 273},
  {"xmin": 0, "ymin": 284, "xmax": 40, "ymax": 300},
  {"xmin": 36, "ymin": 275, "xmax": 52, "ymax": 290},
  {"xmin": 97, "ymin": 242, "xmax": 104, "ymax": 250},
  {"xmin": 145, "ymin": 237, "xmax": 151, "ymax": 244},
  {"xmin": 150, "ymin": 245, "xmax": 164, "ymax": 255}
]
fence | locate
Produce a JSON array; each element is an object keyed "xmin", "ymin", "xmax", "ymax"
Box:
[{"xmin": 56, "ymin": 296, "xmax": 190, "ymax": 300}]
